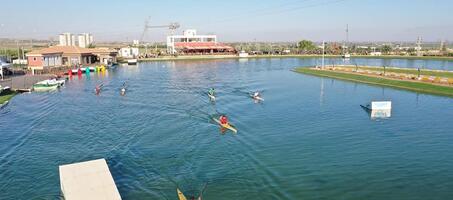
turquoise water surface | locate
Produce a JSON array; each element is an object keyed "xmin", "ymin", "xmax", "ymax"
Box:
[{"xmin": 0, "ymin": 58, "xmax": 453, "ymax": 199}]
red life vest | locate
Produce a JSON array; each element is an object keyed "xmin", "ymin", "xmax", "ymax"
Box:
[{"xmin": 220, "ymin": 116, "xmax": 228, "ymax": 124}]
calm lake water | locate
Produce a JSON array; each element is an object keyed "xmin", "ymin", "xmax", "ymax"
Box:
[{"xmin": 1, "ymin": 58, "xmax": 453, "ymax": 200}]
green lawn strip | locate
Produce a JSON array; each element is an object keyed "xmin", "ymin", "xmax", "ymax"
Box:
[
  {"xmin": 0, "ymin": 91, "xmax": 17, "ymax": 104},
  {"xmin": 351, "ymin": 55, "xmax": 453, "ymax": 61},
  {"xmin": 340, "ymin": 66, "xmax": 453, "ymax": 78},
  {"xmin": 294, "ymin": 67, "xmax": 453, "ymax": 97}
]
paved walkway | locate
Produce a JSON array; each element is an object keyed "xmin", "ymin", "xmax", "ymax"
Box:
[{"xmin": 0, "ymin": 75, "xmax": 55, "ymax": 91}]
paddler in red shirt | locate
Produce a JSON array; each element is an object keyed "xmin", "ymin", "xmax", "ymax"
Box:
[{"xmin": 219, "ymin": 115, "xmax": 228, "ymax": 125}]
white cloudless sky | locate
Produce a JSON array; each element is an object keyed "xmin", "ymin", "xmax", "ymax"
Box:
[{"xmin": 0, "ymin": 0, "xmax": 452, "ymax": 42}]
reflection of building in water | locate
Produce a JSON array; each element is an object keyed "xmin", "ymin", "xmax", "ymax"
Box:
[
  {"xmin": 370, "ymin": 109, "xmax": 391, "ymax": 118},
  {"xmin": 320, "ymin": 78, "xmax": 324, "ymax": 106},
  {"xmin": 361, "ymin": 101, "xmax": 392, "ymax": 119}
]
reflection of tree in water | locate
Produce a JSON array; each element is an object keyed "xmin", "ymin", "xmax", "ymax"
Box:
[
  {"xmin": 381, "ymin": 58, "xmax": 391, "ymax": 68},
  {"xmin": 407, "ymin": 59, "xmax": 415, "ymax": 69}
]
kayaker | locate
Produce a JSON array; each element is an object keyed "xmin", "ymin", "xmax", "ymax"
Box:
[
  {"xmin": 120, "ymin": 82, "xmax": 126, "ymax": 96},
  {"xmin": 208, "ymin": 88, "xmax": 215, "ymax": 96},
  {"xmin": 219, "ymin": 115, "xmax": 228, "ymax": 125},
  {"xmin": 95, "ymin": 86, "xmax": 101, "ymax": 95},
  {"xmin": 95, "ymin": 84, "xmax": 103, "ymax": 95},
  {"xmin": 120, "ymin": 87, "xmax": 126, "ymax": 96},
  {"xmin": 253, "ymin": 91, "xmax": 260, "ymax": 98}
]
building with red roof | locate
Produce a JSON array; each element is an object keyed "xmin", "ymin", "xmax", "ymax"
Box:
[
  {"xmin": 167, "ymin": 29, "xmax": 235, "ymax": 55},
  {"xmin": 26, "ymin": 46, "xmax": 117, "ymax": 69}
]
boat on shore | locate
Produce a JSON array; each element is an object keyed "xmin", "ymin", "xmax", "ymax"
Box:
[
  {"xmin": 239, "ymin": 50, "xmax": 249, "ymax": 58},
  {"xmin": 33, "ymin": 79, "xmax": 63, "ymax": 92},
  {"xmin": 127, "ymin": 59, "xmax": 138, "ymax": 65},
  {"xmin": 0, "ymin": 85, "xmax": 5, "ymax": 94}
]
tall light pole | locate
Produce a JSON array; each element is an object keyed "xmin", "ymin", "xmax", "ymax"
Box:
[
  {"xmin": 322, "ymin": 40, "xmax": 325, "ymax": 69},
  {"xmin": 16, "ymin": 40, "xmax": 20, "ymax": 61}
]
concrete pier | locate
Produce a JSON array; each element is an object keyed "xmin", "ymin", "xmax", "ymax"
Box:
[
  {"xmin": 0, "ymin": 75, "xmax": 55, "ymax": 92},
  {"xmin": 59, "ymin": 159, "xmax": 122, "ymax": 200}
]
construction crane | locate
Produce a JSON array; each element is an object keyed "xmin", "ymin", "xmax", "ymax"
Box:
[{"xmin": 139, "ymin": 17, "xmax": 180, "ymax": 44}]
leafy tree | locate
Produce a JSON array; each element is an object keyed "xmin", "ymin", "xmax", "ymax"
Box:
[
  {"xmin": 407, "ymin": 48, "xmax": 415, "ymax": 55},
  {"xmin": 298, "ymin": 40, "xmax": 316, "ymax": 53},
  {"xmin": 381, "ymin": 45, "xmax": 392, "ymax": 54}
]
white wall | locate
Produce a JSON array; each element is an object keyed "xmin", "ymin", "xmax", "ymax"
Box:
[
  {"xmin": 119, "ymin": 47, "xmax": 139, "ymax": 58},
  {"xmin": 78, "ymin": 33, "xmax": 93, "ymax": 48},
  {"xmin": 59, "ymin": 33, "xmax": 75, "ymax": 46}
]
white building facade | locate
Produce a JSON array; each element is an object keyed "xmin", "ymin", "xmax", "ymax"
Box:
[
  {"xmin": 78, "ymin": 33, "xmax": 94, "ymax": 48},
  {"xmin": 59, "ymin": 33, "xmax": 76, "ymax": 46},
  {"xmin": 166, "ymin": 29, "xmax": 217, "ymax": 54},
  {"xmin": 119, "ymin": 47, "xmax": 139, "ymax": 58}
]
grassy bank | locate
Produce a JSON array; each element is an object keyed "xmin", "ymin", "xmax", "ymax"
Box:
[
  {"xmin": 0, "ymin": 90, "xmax": 17, "ymax": 104},
  {"xmin": 351, "ymin": 55, "xmax": 453, "ymax": 61},
  {"xmin": 294, "ymin": 67, "xmax": 453, "ymax": 97},
  {"xmin": 340, "ymin": 65, "xmax": 453, "ymax": 78}
]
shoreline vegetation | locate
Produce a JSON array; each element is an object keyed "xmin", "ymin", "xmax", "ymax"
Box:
[
  {"xmin": 294, "ymin": 66, "xmax": 453, "ymax": 97},
  {"xmin": 0, "ymin": 90, "xmax": 17, "ymax": 105},
  {"xmin": 136, "ymin": 54, "xmax": 453, "ymax": 62}
]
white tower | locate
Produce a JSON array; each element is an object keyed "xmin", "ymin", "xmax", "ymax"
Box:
[{"xmin": 416, "ymin": 36, "xmax": 422, "ymax": 56}]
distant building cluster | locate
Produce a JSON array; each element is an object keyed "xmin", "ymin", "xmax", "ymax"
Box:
[{"xmin": 59, "ymin": 33, "xmax": 94, "ymax": 48}]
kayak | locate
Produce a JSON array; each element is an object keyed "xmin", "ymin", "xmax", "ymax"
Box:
[
  {"xmin": 250, "ymin": 94, "xmax": 264, "ymax": 101},
  {"xmin": 213, "ymin": 118, "xmax": 237, "ymax": 133},
  {"xmin": 177, "ymin": 188, "xmax": 187, "ymax": 200},
  {"xmin": 208, "ymin": 93, "xmax": 215, "ymax": 101}
]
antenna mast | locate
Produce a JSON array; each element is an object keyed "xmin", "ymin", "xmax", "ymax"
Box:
[{"xmin": 416, "ymin": 36, "xmax": 422, "ymax": 56}]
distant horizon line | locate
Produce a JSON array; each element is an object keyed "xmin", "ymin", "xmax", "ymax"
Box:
[{"xmin": 0, "ymin": 37, "xmax": 449, "ymax": 44}]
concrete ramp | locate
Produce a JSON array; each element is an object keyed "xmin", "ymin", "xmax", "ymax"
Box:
[{"xmin": 59, "ymin": 158, "xmax": 122, "ymax": 200}]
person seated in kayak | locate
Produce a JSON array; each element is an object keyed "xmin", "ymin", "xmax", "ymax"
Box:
[
  {"xmin": 219, "ymin": 115, "xmax": 228, "ymax": 125},
  {"xmin": 253, "ymin": 91, "xmax": 260, "ymax": 98},
  {"xmin": 208, "ymin": 88, "xmax": 215, "ymax": 96},
  {"xmin": 95, "ymin": 86, "xmax": 101, "ymax": 95},
  {"xmin": 120, "ymin": 87, "xmax": 126, "ymax": 96},
  {"xmin": 95, "ymin": 84, "xmax": 103, "ymax": 95}
]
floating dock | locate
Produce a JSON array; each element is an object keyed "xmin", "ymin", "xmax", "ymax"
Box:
[
  {"xmin": 0, "ymin": 74, "xmax": 55, "ymax": 92},
  {"xmin": 59, "ymin": 158, "xmax": 122, "ymax": 200},
  {"xmin": 361, "ymin": 101, "xmax": 392, "ymax": 118}
]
